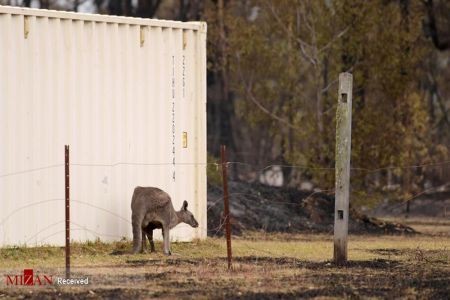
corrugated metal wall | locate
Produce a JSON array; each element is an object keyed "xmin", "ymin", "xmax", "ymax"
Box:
[{"xmin": 0, "ymin": 6, "xmax": 207, "ymax": 246}]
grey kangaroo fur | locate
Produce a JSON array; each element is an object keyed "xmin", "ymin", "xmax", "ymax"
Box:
[{"xmin": 131, "ymin": 186, "xmax": 199, "ymax": 255}]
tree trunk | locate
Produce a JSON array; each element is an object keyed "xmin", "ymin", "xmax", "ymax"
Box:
[
  {"xmin": 423, "ymin": 0, "xmax": 450, "ymax": 51},
  {"xmin": 137, "ymin": 0, "xmax": 162, "ymax": 18},
  {"xmin": 39, "ymin": 0, "xmax": 49, "ymax": 9},
  {"xmin": 217, "ymin": 0, "xmax": 236, "ymax": 160}
]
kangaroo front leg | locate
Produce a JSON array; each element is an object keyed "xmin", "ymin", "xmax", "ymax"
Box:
[{"xmin": 162, "ymin": 225, "xmax": 171, "ymax": 256}]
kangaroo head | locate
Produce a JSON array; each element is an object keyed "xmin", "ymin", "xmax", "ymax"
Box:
[{"xmin": 177, "ymin": 200, "xmax": 199, "ymax": 228}]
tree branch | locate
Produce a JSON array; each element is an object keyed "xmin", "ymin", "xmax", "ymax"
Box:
[
  {"xmin": 235, "ymin": 54, "xmax": 302, "ymax": 130},
  {"xmin": 423, "ymin": 0, "xmax": 450, "ymax": 50}
]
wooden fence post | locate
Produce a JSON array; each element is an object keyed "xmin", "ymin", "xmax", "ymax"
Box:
[
  {"xmin": 65, "ymin": 145, "xmax": 70, "ymax": 278},
  {"xmin": 334, "ymin": 73, "xmax": 353, "ymax": 265},
  {"xmin": 220, "ymin": 145, "xmax": 232, "ymax": 270}
]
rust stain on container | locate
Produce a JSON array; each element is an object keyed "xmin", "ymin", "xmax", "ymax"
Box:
[
  {"xmin": 24, "ymin": 16, "xmax": 29, "ymax": 39},
  {"xmin": 182, "ymin": 132, "xmax": 188, "ymax": 148},
  {"xmin": 183, "ymin": 30, "xmax": 187, "ymax": 49},
  {"xmin": 140, "ymin": 26, "xmax": 145, "ymax": 47}
]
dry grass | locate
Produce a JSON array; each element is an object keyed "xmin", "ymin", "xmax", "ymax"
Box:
[
  {"xmin": 379, "ymin": 216, "xmax": 450, "ymax": 236},
  {"xmin": 0, "ymin": 231, "xmax": 449, "ymax": 299}
]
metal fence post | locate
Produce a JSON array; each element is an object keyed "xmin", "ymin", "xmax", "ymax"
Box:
[
  {"xmin": 220, "ymin": 145, "xmax": 232, "ymax": 270},
  {"xmin": 65, "ymin": 145, "xmax": 70, "ymax": 278},
  {"xmin": 334, "ymin": 73, "xmax": 353, "ymax": 265}
]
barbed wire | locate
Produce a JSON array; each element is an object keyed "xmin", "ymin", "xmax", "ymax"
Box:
[
  {"xmin": 382, "ymin": 184, "xmax": 449, "ymax": 216},
  {"xmin": 176, "ymin": 223, "xmax": 224, "ymax": 235},
  {"xmin": 207, "ymin": 194, "xmax": 226, "ymax": 211},
  {"xmin": 0, "ymin": 156, "xmax": 448, "ymax": 247},
  {"xmin": 0, "ymin": 159, "xmax": 448, "ymax": 179},
  {"xmin": 0, "ymin": 197, "xmax": 225, "ymax": 234},
  {"xmin": 230, "ymin": 192, "xmax": 310, "ymax": 206},
  {"xmin": 0, "ymin": 186, "xmax": 439, "ymax": 243},
  {"xmin": 1, "ymin": 180, "xmax": 441, "ymax": 246},
  {"xmin": 0, "ymin": 164, "xmax": 64, "ymax": 178},
  {"xmin": 25, "ymin": 220, "xmax": 66, "ymax": 244},
  {"xmin": 0, "ymin": 162, "xmax": 218, "ymax": 179},
  {"xmin": 209, "ymin": 218, "xmax": 227, "ymax": 236},
  {"xmin": 0, "ymin": 198, "xmax": 65, "ymax": 226},
  {"xmin": 349, "ymin": 160, "xmax": 450, "ymax": 174},
  {"xmin": 208, "ymin": 161, "xmax": 337, "ymax": 174},
  {"xmin": 13, "ymin": 217, "xmax": 224, "ymax": 246},
  {"xmin": 0, "ymin": 198, "xmax": 131, "ymax": 227},
  {"xmin": 240, "ymin": 242, "xmax": 283, "ymax": 257},
  {"xmin": 205, "ymin": 191, "xmax": 315, "ymax": 211},
  {"xmin": 226, "ymin": 160, "xmax": 450, "ymax": 175},
  {"xmin": 31, "ymin": 223, "xmax": 220, "ymax": 245},
  {"xmin": 70, "ymin": 200, "xmax": 131, "ymax": 224},
  {"xmin": 37, "ymin": 228, "xmax": 127, "ymax": 244},
  {"xmin": 70, "ymin": 162, "xmax": 217, "ymax": 167}
]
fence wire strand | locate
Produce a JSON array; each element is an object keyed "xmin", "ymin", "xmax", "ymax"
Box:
[
  {"xmin": 0, "ymin": 164, "xmax": 64, "ymax": 178},
  {"xmin": 1, "ymin": 157, "xmax": 449, "ymax": 247},
  {"xmin": 0, "ymin": 159, "xmax": 448, "ymax": 179}
]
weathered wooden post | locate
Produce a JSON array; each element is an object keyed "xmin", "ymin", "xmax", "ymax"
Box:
[{"xmin": 334, "ymin": 73, "xmax": 353, "ymax": 265}]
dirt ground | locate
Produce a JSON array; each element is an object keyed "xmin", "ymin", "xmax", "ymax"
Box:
[{"xmin": 0, "ymin": 231, "xmax": 449, "ymax": 299}]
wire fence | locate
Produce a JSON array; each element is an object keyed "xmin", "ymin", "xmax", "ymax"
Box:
[
  {"xmin": 0, "ymin": 158, "xmax": 449, "ymax": 248},
  {"xmin": 1, "ymin": 159, "xmax": 449, "ymax": 178}
]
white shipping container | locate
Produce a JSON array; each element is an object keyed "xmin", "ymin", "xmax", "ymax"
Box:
[{"xmin": 0, "ymin": 6, "xmax": 207, "ymax": 246}]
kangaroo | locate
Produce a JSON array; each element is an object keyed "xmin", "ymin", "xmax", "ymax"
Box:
[{"xmin": 131, "ymin": 186, "xmax": 199, "ymax": 255}]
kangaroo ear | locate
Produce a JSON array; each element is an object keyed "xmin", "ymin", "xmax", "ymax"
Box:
[{"xmin": 182, "ymin": 200, "xmax": 188, "ymax": 211}]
